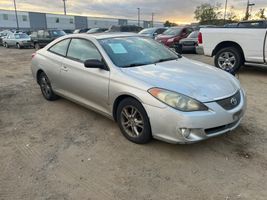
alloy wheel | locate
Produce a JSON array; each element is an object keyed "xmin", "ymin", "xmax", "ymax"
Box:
[
  {"xmin": 217, "ymin": 52, "xmax": 236, "ymax": 70},
  {"xmin": 120, "ymin": 105, "xmax": 144, "ymax": 138},
  {"xmin": 40, "ymin": 75, "xmax": 52, "ymax": 98}
]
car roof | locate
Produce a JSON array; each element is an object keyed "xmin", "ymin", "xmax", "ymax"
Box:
[{"xmin": 78, "ymin": 32, "xmax": 139, "ymax": 40}]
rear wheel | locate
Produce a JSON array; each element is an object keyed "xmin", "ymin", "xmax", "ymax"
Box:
[
  {"xmin": 116, "ymin": 98, "xmax": 152, "ymax": 144},
  {"xmin": 38, "ymin": 72, "xmax": 59, "ymax": 101},
  {"xmin": 215, "ymin": 47, "xmax": 242, "ymax": 74}
]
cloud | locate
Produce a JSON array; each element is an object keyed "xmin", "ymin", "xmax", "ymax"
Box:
[{"xmin": 0, "ymin": 0, "xmax": 266, "ymax": 23}]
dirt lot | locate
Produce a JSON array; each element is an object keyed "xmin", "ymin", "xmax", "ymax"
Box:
[{"xmin": 0, "ymin": 46, "xmax": 267, "ymax": 200}]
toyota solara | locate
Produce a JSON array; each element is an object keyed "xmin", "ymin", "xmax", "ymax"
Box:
[{"xmin": 31, "ymin": 33, "xmax": 246, "ymax": 144}]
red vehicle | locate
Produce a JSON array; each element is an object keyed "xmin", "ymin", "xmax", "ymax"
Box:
[{"xmin": 156, "ymin": 26, "xmax": 194, "ymax": 50}]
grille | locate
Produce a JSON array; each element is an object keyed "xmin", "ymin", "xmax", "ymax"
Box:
[
  {"xmin": 216, "ymin": 91, "xmax": 241, "ymax": 110},
  {"xmin": 205, "ymin": 121, "xmax": 239, "ymax": 135}
]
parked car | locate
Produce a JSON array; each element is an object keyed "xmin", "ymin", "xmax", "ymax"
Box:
[
  {"xmin": 31, "ymin": 33, "xmax": 246, "ymax": 144},
  {"xmin": 198, "ymin": 20, "xmax": 267, "ymax": 74},
  {"xmin": 138, "ymin": 27, "xmax": 167, "ymax": 39},
  {"xmin": 87, "ymin": 28, "xmax": 108, "ymax": 34},
  {"xmin": 63, "ymin": 29, "xmax": 74, "ymax": 34},
  {"xmin": 107, "ymin": 25, "xmax": 143, "ymax": 33},
  {"xmin": 2, "ymin": 32, "xmax": 32, "ymax": 49},
  {"xmin": 73, "ymin": 28, "xmax": 90, "ymax": 33},
  {"xmin": 155, "ymin": 26, "xmax": 194, "ymax": 51},
  {"xmin": 177, "ymin": 30, "xmax": 199, "ymax": 53},
  {"xmin": 31, "ymin": 29, "xmax": 66, "ymax": 49},
  {"xmin": 0, "ymin": 30, "xmax": 12, "ymax": 45}
]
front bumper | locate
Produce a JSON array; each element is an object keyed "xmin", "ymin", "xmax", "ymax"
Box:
[
  {"xmin": 143, "ymin": 90, "xmax": 246, "ymax": 144},
  {"xmin": 19, "ymin": 41, "xmax": 32, "ymax": 47}
]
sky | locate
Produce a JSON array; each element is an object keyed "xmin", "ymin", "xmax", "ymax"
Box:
[{"xmin": 0, "ymin": 0, "xmax": 266, "ymax": 23}]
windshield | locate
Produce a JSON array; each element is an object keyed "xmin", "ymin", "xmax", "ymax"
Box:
[
  {"xmin": 87, "ymin": 28, "xmax": 99, "ymax": 33},
  {"xmin": 187, "ymin": 31, "xmax": 198, "ymax": 38},
  {"xmin": 99, "ymin": 36, "xmax": 179, "ymax": 68},
  {"xmin": 139, "ymin": 28, "xmax": 156, "ymax": 34},
  {"xmin": 162, "ymin": 28, "xmax": 182, "ymax": 36},
  {"xmin": 14, "ymin": 33, "xmax": 30, "ymax": 39},
  {"xmin": 50, "ymin": 30, "xmax": 66, "ymax": 37}
]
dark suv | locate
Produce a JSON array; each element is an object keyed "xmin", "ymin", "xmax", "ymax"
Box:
[
  {"xmin": 107, "ymin": 25, "xmax": 143, "ymax": 33},
  {"xmin": 31, "ymin": 29, "xmax": 66, "ymax": 49}
]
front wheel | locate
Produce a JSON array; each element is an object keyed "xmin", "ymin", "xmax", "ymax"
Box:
[
  {"xmin": 34, "ymin": 43, "xmax": 40, "ymax": 50},
  {"xmin": 215, "ymin": 47, "xmax": 242, "ymax": 74},
  {"xmin": 4, "ymin": 43, "xmax": 8, "ymax": 48},
  {"xmin": 16, "ymin": 43, "xmax": 21, "ymax": 49},
  {"xmin": 117, "ymin": 98, "xmax": 152, "ymax": 144}
]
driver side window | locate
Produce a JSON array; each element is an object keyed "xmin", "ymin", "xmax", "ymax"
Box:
[{"xmin": 67, "ymin": 39, "xmax": 102, "ymax": 62}]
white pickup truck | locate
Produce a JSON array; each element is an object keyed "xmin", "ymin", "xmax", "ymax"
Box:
[{"xmin": 198, "ymin": 20, "xmax": 267, "ymax": 73}]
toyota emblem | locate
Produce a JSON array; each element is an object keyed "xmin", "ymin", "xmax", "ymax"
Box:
[{"xmin": 230, "ymin": 97, "xmax": 238, "ymax": 106}]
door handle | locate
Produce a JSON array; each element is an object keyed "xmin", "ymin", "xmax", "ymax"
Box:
[{"xmin": 61, "ymin": 65, "xmax": 68, "ymax": 72}]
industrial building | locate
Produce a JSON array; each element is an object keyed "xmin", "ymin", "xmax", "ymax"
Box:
[{"xmin": 0, "ymin": 9, "xmax": 164, "ymax": 31}]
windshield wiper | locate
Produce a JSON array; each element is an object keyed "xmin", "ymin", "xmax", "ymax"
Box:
[
  {"xmin": 123, "ymin": 63, "xmax": 150, "ymax": 68},
  {"xmin": 155, "ymin": 57, "xmax": 177, "ymax": 64}
]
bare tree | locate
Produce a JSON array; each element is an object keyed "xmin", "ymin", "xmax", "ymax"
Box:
[{"xmin": 255, "ymin": 9, "xmax": 266, "ymax": 20}]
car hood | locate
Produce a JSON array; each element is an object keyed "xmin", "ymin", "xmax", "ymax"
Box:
[
  {"xmin": 156, "ymin": 35, "xmax": 174, "ymax": 40},
  {"xmin": 121, "ymin": 58, "xmax": 240, "ymax": 102}
]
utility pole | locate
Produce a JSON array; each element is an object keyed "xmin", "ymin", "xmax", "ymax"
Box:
[
  {"xmin": 63, "ymin": 0, "xmax": 67, "ymax": 15},
  {"xmin": 223, "ymin": 0, "xmax": 228, "ymax": 24},
  {"xmin": 13, "ymin": 0, "xmax": 19, "ymax": 30},
  {"xmin": 151, "ymin": 12, "xmax": 154, "ymax": 27},
  {"xmin": 245, "ymin": 0, "xmax": 255, "ymax": 20},
  {"xmin": 137, "ymin": 8, "xmax": 140, "ymax": 26}
]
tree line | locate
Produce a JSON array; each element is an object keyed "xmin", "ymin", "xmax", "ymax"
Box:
[{"xmin": 164, "ymin": 3, "xmax": 266, "ymax": 26}]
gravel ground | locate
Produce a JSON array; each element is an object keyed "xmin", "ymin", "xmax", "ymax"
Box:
[{"xmin": 0, "ymin": 46, "xmax": 267, "ymax": 200}]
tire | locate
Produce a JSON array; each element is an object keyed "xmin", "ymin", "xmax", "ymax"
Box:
[
  {"xmin": 38, "ymin": 72, "xmax": 59, "ymax": 101},
  {"xmin": 34, "ymin": 43, "xmax": 40, "ymax": 50},
  {"xmin": 215, "ymin": 47, "xmax": 242, "ymax": 74},
  {"xmin": 116, "ymin": 98, "xmax": 152, "ymax": 144},
  {"xmin": 16, "ymin": 43, "xmax": 21, "ymax": 49},
  {"xmin": 4, "ymin": 43, "xmax": 8, "ymax": 48}
]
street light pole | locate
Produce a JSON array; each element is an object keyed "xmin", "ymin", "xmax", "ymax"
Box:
[
  {"xmin": 137, "ymin": 8, "xmax": 140, "ymax": 26},
  {"xmin": 13, "ymin": 0, "xmax": 19, "ymax": 30},
  {"xmin": 223, "ymin": 0, "xmax": 228, "ymax": 24},
  {"xmin": 63, "ymin": 0, "xmax": 67, "ymax": 15}
]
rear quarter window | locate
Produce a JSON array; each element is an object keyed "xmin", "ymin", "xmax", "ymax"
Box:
[{"xmin": 48, "ymin": 39, "xmax": 70, "ymax": 56}]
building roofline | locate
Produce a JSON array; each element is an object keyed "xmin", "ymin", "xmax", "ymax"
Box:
[{"xmin": 0, "ymin": 9, "xmax": 163, "ymax": 23}]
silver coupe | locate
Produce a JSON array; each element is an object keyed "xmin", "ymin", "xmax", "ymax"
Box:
[{"xmin": 31, "ymin": 33, "xmax": 246, "ymax": 144}]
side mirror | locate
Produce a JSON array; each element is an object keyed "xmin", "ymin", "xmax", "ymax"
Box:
[
  {"xmin": 153, "ymin": 32, "xmax": 158, "ymax": 37},
  {"xmin": 84, "ymin": 59, "xmax": 106, "ymax": 70}
]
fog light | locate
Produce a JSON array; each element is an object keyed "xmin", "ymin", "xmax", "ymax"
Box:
[{"xmin": 180, "ymin": 128, "xmax": 191, "ymax": 138}]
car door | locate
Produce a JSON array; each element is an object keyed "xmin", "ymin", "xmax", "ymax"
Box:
[
  {"xmin": 237, "ymin": 21, "xmax": 266, "ymax": 63},
  {"xmin": 6, "ymin": 34, "xmax": 14, "ymax": 46},
  {"xmin": 58, "ymin": 38, "xmax": 110, "ymax": 114},
  {"xmin": 37, "ymin": 30, "xmax": 45, "ymax": 47},
  {"xmin": 44, "ymin": 38, "xmax": 71, "ymax": 91}
]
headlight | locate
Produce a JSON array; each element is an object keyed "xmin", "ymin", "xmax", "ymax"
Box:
[{"xmin": 148, "ymin": 88, "xmax": 208, "ymax": 112}]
